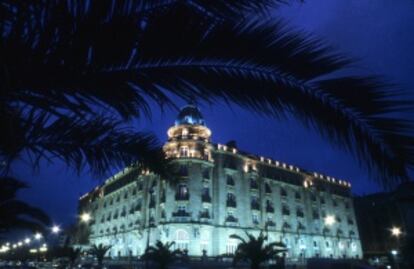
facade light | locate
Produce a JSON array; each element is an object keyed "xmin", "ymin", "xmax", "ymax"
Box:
[
  {"xmin": 324, "ymin": 215, "xmax": 335, "ymax": 226},
  {"xmin": 81, "ymin": 212, "xmax": 92, "ymax": 223}
]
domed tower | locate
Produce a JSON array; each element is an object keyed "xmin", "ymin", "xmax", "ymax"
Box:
[{"xmin": 163, "ymin": 105, "xmax": 213, "ymax": 161}]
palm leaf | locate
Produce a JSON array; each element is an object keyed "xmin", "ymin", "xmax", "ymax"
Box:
[{"xmin": 1, "ymin": 0, "xmax": 412, "ymax": 186}]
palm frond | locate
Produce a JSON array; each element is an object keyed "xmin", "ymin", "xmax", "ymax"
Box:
[
  {"xmin": 1, "ymin": 0, "xmax": 412, "ymax": 186},
  {"xmin": 1, "ymin": 108, "xmax": 166, "ymax": 176},
  {"xmin": 0, "ymin": 177, "xmax": 50, "ymax": 234}
]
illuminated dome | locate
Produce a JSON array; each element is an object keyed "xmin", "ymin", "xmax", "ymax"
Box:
[{"xmin": 175, "ymin": 105, "xmax": 205, "ymax": 126}]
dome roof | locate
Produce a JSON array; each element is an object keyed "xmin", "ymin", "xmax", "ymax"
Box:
[{"xmin": 175, "ymin": 105, "xmax": 206, "ymax": 126}]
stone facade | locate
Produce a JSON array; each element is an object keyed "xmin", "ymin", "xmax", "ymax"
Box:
[{"xmin": 78, "ymin": 105, "xmax": 362, "ymax": 261}]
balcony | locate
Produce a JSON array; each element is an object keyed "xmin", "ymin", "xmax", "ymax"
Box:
[
  {"xmin": 201, "ymin": 194, "xmax": 212, "ymax": 203},
  {"xmin": 172, "ymin": 211, "xmax": 191, "ymax": 222},
  {"xmin": 266, "ymin": 206, "xmax": 274, "ymax": 213},
  {"xmin": 226, "ymin": 200, "xmax": 237, "ymax": 208},
  {"xmin": 225, "ymin": 215, "xmax": 238, "ymax": 223},
  {"xmin": 251, "ymin": 203, "xmax": 260, "ymax": 211},
  {"xmin": 175, "ymin": 193, "xmax": 190, "ymax": 201},
  {"xmin": 149, "ymin": 199, "xmax": 156, "ymax": 208},
  {"xmin": 199, "ymin": 211, "xmax": 210, "ymax": 220},
  {"xmin": 266, "ymin": 220, "xmax": 276, "ymax": 227}
]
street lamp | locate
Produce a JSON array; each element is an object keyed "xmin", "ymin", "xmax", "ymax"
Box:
[
  {"xmin": 80, "ymin": 212, "xmax": 91, "ymax": 223},
  {"xmin": 24, "ymin": 238, "xmax": 31, "ymax": 244},
  {"xmin": 34, "ymin": 233, "xmax": 42, "ymax": 240},
  {"xmin": 51, "ymin": 225, "xmax": 60, "ymax": 234},
  {"xmin": 391, "ymin": 227, "xmax": 402, "ymax": 237}
]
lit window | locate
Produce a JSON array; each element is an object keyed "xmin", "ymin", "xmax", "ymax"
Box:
[
  {"xmin": 180, "ymin": 147, "xmax": 189, "ymax": 157},
  {"xmin": 175, "ymin": 229, "xmax": 189, "ymax": 250},
  {"xmin": 226, "ymin": 238, "xmax": 238, "ymax": 254}
]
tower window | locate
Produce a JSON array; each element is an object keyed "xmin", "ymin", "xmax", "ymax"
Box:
[
  {"xmin": 180, "ymin": 147, "xmax": 189, "ymax": 157},
  {"xmin": 176, "ymin": 184, "xmax": 189, "ymax": 200}
]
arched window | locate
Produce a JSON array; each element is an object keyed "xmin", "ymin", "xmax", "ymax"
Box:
[
  {"xmin": 175, "ymin": 229, "xmax": 190, "ymax": 250},
  {"xmin": 226, "ymin": 238, "xmax": 238, "ymax": 254}
]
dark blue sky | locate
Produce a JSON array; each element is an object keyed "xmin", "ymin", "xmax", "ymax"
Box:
[{"xmin": 11, "ymin": 0, "xmax": 414, "ymax": 228}]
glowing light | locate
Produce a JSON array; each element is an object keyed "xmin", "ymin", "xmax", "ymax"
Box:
[
  {"xmin": 324, "ymin": 215, "xmax": 335, "ymax": 226},
  {"xmin": 34, "ymin": 233, "xmax": 42, "ymax": 240},
  {"xmin": 24, "ymin": 238, "xmax": 31, "ymax": 244},
  {"xmin": 52, "ymin": 225, "xmax": 60, "ymax": 234},
  {"xmin": 391, "ymin": 227, "xmax": 402, "ymax": 237},
  {"xmin": 391, "ymin": 249, "xmax": 398, "ymax": 256},
  {"xmin": 80, "ymin": 213, "xmax": 91, "ymax": 223}
]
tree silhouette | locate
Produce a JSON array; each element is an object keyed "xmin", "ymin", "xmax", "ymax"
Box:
[
  {"xmin": 142, "ymin": 241, "xmax": 182, "ymax": 269},
  {"xmin": 88, "ymin": 244, "xmax": 111, "ymax": 269},
  {"xmin": 0, "ymin": 177, "xmax": 50, "ymax": 235},
  {"xmin": 231, "ymin": 232, "xmax": 287, "ymax": 269},
  {"xmin": 1, "ymin": 1, "xmax": 412, "ymax": 186}
]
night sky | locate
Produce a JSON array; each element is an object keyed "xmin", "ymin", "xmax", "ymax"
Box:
[{"xmin": 10, "ymin": 1, "xmax": 414, "ymax": 228}]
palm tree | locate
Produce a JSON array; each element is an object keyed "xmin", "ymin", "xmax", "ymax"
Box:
[
  {"xmin": 88, "ymin": 244, "xmax": 111, "ymax": 269},
  {"xmin": 142, "ymin": 241, "xmax": 182, "ymax": 269},
  {"xmin": 231, "ymin": 232, "xmax": 287, "ymax": 269},
  {"xmin": 0, "ymin": 177, "xmax": 50, "ymax": 235},
  {"xmin": 1, "ymin": 1, "xmax": 412, "ymax": 186}
]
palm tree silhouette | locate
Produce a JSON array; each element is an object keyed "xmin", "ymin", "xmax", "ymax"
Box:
[
  {"xmin": 1, "ymin": 1, "xmax": 412, "ymax": 186},
  {"xmin": 89, "ymin": 244, "xmax": 111, "ymax": 269},
  {"xmin": 0, "ymin": 177, "xmax": 50, "ymax": 235},
  {"xmin": 142, "ymin": 241, "xmax": 182, "ymax": 269},
  {"xmin": 231, "ymin": 232, "xmax": 287, "ymax": 269}
]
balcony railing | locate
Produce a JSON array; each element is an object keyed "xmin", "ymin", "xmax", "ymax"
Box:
[
  {"xmin": 199, "ymin": 211, "xmax": 210, "ymax": 219},
  {"xmin": 266, "ymin": 220, "xmax": 276, "ymax": 227},
  {"xmin": 266, "ymin": 206, "xmax": 275, "ymax": 213},
  {"xmin": 282, "ymin": 209, "xmax": 290, "ymax": 216},
  {"xmin": 172, "ymin": 210, "xmax": 191, "ymax": 217},
  {"xmin": 225, "ymin": 215, "xmax": 238, "ymax": 223}
]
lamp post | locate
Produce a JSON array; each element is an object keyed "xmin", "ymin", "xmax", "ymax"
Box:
[{"xmin": 390, "ymin": 226, "xmax": 402, "ymax": 269}]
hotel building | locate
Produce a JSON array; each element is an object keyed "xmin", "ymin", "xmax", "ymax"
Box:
[{"xmin": 77, "ymin": 105, "xmax": 362, "ymax": 261}]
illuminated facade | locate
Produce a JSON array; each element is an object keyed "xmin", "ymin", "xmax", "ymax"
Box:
[{"xmin": 78, "ymin": 105, "xmax": 362, "ymax": 261}]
